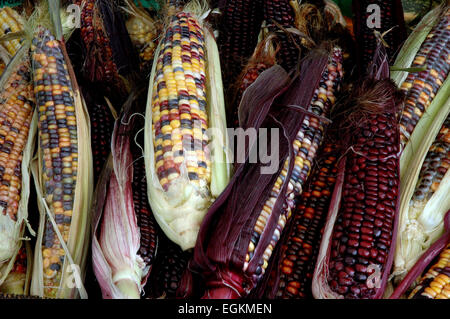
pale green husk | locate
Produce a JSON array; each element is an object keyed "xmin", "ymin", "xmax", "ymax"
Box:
[
  {"xmin": 390, "ymin": 4, "xmax": 450, "ymax": 284},
  {"xmin": 144, "ymin": 4, "xmax": 231, "ymax": 251}
]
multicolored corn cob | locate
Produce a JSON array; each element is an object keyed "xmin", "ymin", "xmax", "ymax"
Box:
[
  {"xmin": 31, "ymin": 28, "xmax": 78, "ymax": 298},
  {"xmin": 217, "ymin": 0, "xmax": 264, "ymax": 95},
  {"xmin": 242, "ymin": 47, "xmax": 343, "ymax": 283},
  {"xmin": 145, "ymin": 6, "xmax": 230, "ymax": 251},
  {"xmin": 263, "ymin": 0, "xmax": 299, "ymax": 72},
  {"xmin": 353, "ymin": 0, "xmax": 406, "ymax": 73},
  {"xmin": 0, "ymin": 245, "xmax": 27, "ymax": 294},
  {"xmin": 398, "ymin": 6, "xmax": 450, "ymax": 147},
  {"xmin": 268, "ymin": 142, "xmax": 340, "ymax": 299},
  {"xmin": 0, "ymin": 7, "xmax": 24, "ymax": 56},
  {"xmin": 412, "ymin": 115, "xmax": 450, "ymax": 206},
  {"xmin": 409, "ymin": 242, "xmax": 450, "ymax": 299},
  {"xmin": 0, "ymin": 61, "xmax": 34, "ymax": 222},
  {"xmin": 76, "ymin": 0, "xmax": 119, "ymax": 84},
  {"xmin": 151, "ymin": 12, "xmax": 210, "ymax": 192}
]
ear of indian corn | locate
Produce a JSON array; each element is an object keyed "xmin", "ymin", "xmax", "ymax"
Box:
[
  {"xmin": 83, "ymin": 92, "xmax": 116, "ymax": 185},
  {"xmin": 144, "ymin": 7, "xmax": 230, "ymax": 251},
  {"xmin": 393, "ymin": 115, "xmax": 450, "ymax": 282},
  {"xmin": 217, "ymin": 0, "xmax": 264, "ymax": 105},
  {"xmin": 408, "ymin": 242, "xmax": 450, "ymax": 299},
  {"xmin": 240, "ymin": 47, "xmax": 343, "ymax": 288},
  {"xmin": 391, "ymin": 4, "xmax": 450, "ymax": 153},
  {"xmin": 0, "ymin": 7, "xmax": 25, "ymax": 57},
  {"xmin": 0, "ymin": 46, "xmax": 37, "ymax": 288},
  {"xmin": 131, "ymin": 144, "xmax": 158, "ymax": 272},
  {"xmin": 179, "ymin": 45, "xmax": 343, "ymax": 299},
  {"xmin": 266, "ymin": 141, "xmax": 340, "ymax": 299},
  {"xmin": 313, "ymin": 46, "xmax": 402, "ymax": 299},
  {"xmin": 352, "ymin": 0, "xmax": 406, "ymax": 75},
  {"xmin": 30, "ymin": 6, "xmax": 93, "ymax": 298},
  {"xmin": 391, "ymin": 4, "xmax": 450, "ymax": 284},
  {"xmin": 231, "ymin": 34, "xmax": 278, "ymax": 128},
  {"xmin": 0, "ymin": 243, "xmax": 31, "ymax": 295},
  {"xmin": 146, "ymin": 234, "xmax": 190, "ymax": 298},
  {"xmin": 92, "ymin": 97, "xmax": 159, "ymax": 299},
  {"xmin": 93, "ymin": 123, "xmax": 147, "ymax": 299},
  {"xmin": 123, "ymin": 0, "xmax": 159, "ymax": 73},
  {"xmin": 263, "ymin": 0, "xmax": 299, "ymax": 72}
]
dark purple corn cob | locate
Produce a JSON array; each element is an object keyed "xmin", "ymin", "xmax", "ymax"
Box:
[
  {"xmin": 264, "ymin": 0, "xmax": 299, "ymax": 72},
  {"xmin": 217, "ymin": 0, "xmax": 264, "ymax": 97},
  {"xmin": 353, "ymin": 0, "xmax": 406, "ymax": 74},
  {"xmin": 132, "ymin": 156, "xmax": 158, "ymax": 268},
  {"xmin": 88, "ymin": 100, "xmax": 115, "ymax": 184},
  {"xmin": 146, "ymin": 235, "xmax": 191, "ymax": 299}
]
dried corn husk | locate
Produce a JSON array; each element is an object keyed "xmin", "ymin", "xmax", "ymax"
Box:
[{"xmin": 390, "ymin": 4, "xmax": 450, "ymax": 283}]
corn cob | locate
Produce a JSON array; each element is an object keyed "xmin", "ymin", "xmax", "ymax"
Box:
[
  {"xmin": 397, "ymin": 6, "xmax": 450, "ymax": 147},
  {"xmin": 30, "ymin": 20, "xmax": 93, "ymax": 299},
  {"xmin": 408, "ymin": 242, "xmax": 450, "ymax": 299},
  {"xmin": 231, "ymin": 34, "xmax": 278, "ymax": 127},
  {"xmin": 0, "ymin": 245, "xmax": 27, "ymax": 295},
  {"xmin": 146, "ymin": 235, "xmax": 190, "ymax": 298},
  {"xmin": 412, "ymin": 116, "xmax": 450, "ymax": 204},
  {"xmin": 242, "ymin": 48, "xmax": 343, "ymax": 283},
  {"xmin": 76, "ymin": 0, "xmax": 119, "ymax": 84},
  {"xmin": 31, "ymin": 28, "xmax": 79, "ymax": 297},
  {"xmin": 123, "ymin": 0, "xmax": 159, "ymax": 72},
  {"xmin": 352, "ymin": 0, "xmax": 406, "ymax": 74},
  {"xmin": 0, "ymin": 7, "xmax": 25, "ymax": 57},
  {"xmin": 0, "ymin": 62, "xmax": 34, "ymax": 222},
  {"xmin": 393, "ymin": 115, "xmax": 450, "ymax": 281},
  {"xmin": 263, "ymin": 0, "xmax": 299, "ymax": 72},
  {"xmin": 327, "ymin": 110, "xmax": 399, "ymax": 298},
  {"xmin": 88, "ymin": 98, "xmax": 115, "ymax": 184},
  {"xmin": 132, "ymin": 156, "xmax": 158, "ymax": 268},
  {"xmin": 268, "ymin": 142, "xmax": 340, "ymax": 299},
  {"xmin": 313, "ymin": 46, "xmax": 402, "ymax": 298},
  {"xmin": 179, "ymin": 47, "xmax": 344, "ymax": 299},
  {"xmin": 167, "ymin": 0, "xmax": 188, "ymax": 16},
  {"xmin": 144, "ymin": 8, "xmax": 230, "ymax": 251},
  {"xmin": 217, "ymin": 0, "xmax": 264, "ymax": 97}
]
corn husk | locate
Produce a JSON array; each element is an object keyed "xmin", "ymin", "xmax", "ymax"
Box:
[
  {"xmin": 0, "ymin": 242, "xmax": 33, "ymax": 295},
  {"xmin": 0, "ymin": 44, "xmax": 37, "ymax": 288},
  {"xmin": 144, "ymin": 1, "xmax": 231, "ymax": 251},
  {"xmin": 390, "ymin": 211, "xmax": 450, "ymax": 298},
  {"xmin": 92, "ymin": 119, "xmax": 145, "ymax": 299},
  {"xmin": 390, "ymin": 4, "xmax": 450, "ymax": 283},
  {"xmin": 30, "ymin": 1, "xmax": 93, "ymax": 299}
]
